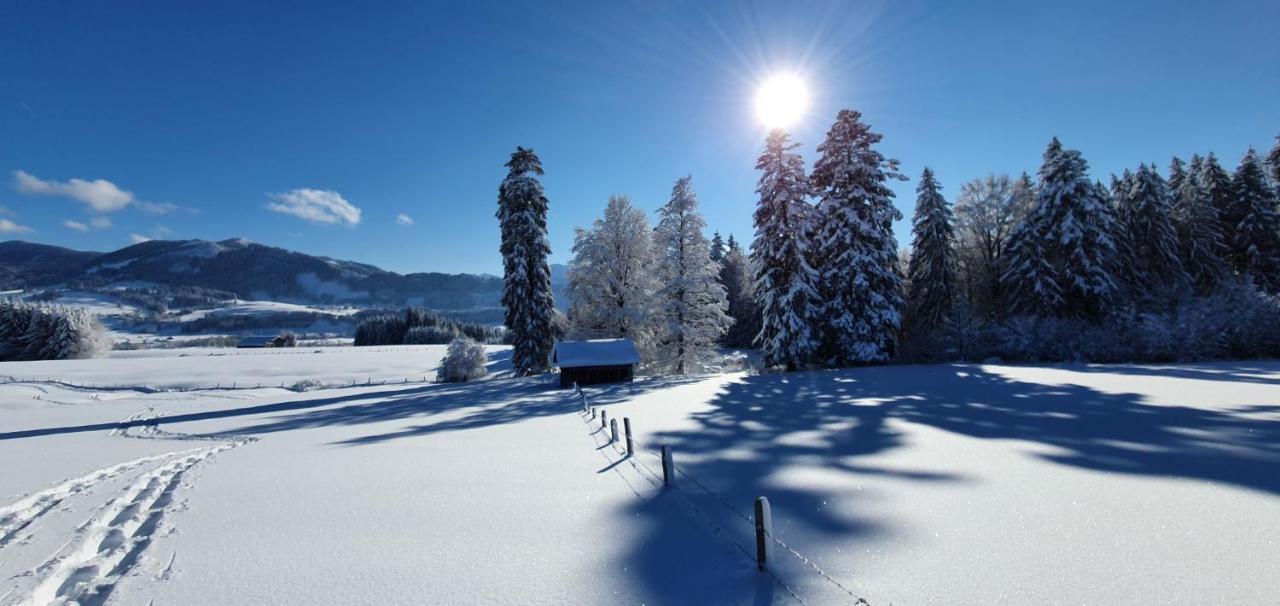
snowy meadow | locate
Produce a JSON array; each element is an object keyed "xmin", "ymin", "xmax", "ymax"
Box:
[{"xmin": 2, "ymin": 347, "xmax": 1278, "ymax": 604}]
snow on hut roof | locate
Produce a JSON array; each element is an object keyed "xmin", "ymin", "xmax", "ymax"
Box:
[
  {"xmin": 553, "ymin": 339, "xmax": 640, "ymax": 368},
  {"xmin": 238, "ymin": 335, "xmax": 281, "ymax": 347}
]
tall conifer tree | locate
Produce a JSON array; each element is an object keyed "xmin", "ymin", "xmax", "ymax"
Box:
[
  {"xmin": 497, "ymin": 147, "xmax": 556, "ymax": 375},
  {"xmin": 751, "ymin": 129, "xmax": 821, "ymax": 370},
  {"xmin": 810, "ymin": 110, "xmax": 905, "ymax": 363}
]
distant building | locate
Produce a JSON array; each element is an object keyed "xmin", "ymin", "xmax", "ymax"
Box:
[
  {"xmin": 237, "ymin": 335, "xmax": 287, "ymax": 348},
  {"xmin": 553, "ymin": 338, "xmax": 639, "ymax": 388}
]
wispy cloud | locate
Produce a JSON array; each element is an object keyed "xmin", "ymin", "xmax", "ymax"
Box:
[
  {"xmin": 130, "ymin": 233, "xmax": 152, "ymax": 244},
  {"xmin": 137, "ymin": 201, "xmax": 196, "ymax": 215},
  {"xmin": 396, "ymin": 213, "xmax": 414, "ymax": 226},
  {"xmin": 0, "ymin": 218, "xmax": 33, "ymax": 234},
  {"xmin": 12, "ymin": 170, "xmax": 135, "ymax": 212},
  {"xmin": 152, "ymin": 224, "xmax": 173, "ymax": 237},
  {"xmin": 63, "ymin": 216, "xmax": 113, "ymax": 232},
  {"xmin": 266, "ymin": 188, "xmax": 361, "ymax": 226}
]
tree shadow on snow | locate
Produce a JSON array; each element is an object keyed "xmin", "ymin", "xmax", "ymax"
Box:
[{"xmin": 613, "ymin": 363, "xmax": 1280, "ymax": 604}]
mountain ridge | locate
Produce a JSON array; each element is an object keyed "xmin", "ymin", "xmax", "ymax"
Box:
[{"xmin": 0, "ymin": 239, "xmax": 568, "ymax": 309}]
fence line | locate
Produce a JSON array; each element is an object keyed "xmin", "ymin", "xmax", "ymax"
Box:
[
  {"xmin": 574, "ymin": 384, "xmax": 872, "ymax": 605},
  {"xmin": 0, "ymin": 374, "xmax": 434, "ymax": 395}
]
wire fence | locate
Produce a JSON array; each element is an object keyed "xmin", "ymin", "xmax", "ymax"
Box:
[
  {"xmin": 574, "ymin": 384, "xmax": 873, "ymax": 605},
  {"xmin": 0, "ymin": 374, "xmax": 435, "ymax": 395}
]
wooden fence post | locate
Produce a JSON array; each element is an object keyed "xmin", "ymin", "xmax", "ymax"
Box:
[
  {"xmin": 661, "ymin": 446, "xmax": 673, "ymax": 487},
  {"xmin": 601, "ymin": 410, "xmax": 607, "ymax": 430},
  {"xmin": 755, "ymin": 496, "xmax": 772, "ymax": 571},
  {"xmin": 623, "ymin": 418, "xmax": 633, "ymax": 456},
  {"xmin": 609, "ymin": 418, "xmax": 618, "ymax": 444}
]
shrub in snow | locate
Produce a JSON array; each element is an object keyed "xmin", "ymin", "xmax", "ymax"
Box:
[
  {"xmin": 278, "ymin": 331, "xmax": 299, "ymax": 347},
  {"xmin": 438, "ymin": 336, "xmax": 488, "ymax": 382},
  {"xmin": 289, "ymin": 378, "xmax": 324, "ymax": 392},
  {"xmin": 0, "ymin": 300, "xmax": 107, "ymax": 361}
]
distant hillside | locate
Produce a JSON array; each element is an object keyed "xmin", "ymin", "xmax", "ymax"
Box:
[{"xmin": 0, "ymin": 239, "xmax": 572, "ymax": 310}]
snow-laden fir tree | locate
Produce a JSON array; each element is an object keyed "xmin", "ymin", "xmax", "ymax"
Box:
[
  {"xmin": 1173, "ymin": 154, "xmax": 1230, "ymax": 292},
  {"xmin": 1168, "ymin": 156, "xmax": 1187, "ymax": 194},
  {"xmin": 709, "ymin": 231, "xmax": 726, "ymax": 264},
  {"xmin": 1228, "ymin": 148, "xmax": 1280, "ymax": 292},
  {"xmin": 904, "ymin": 167, "xmax": 957, "ymax": 335},
  {"xmin": 1198, "ymin": 153, "xmax": 1237, "ymax": 261},
  {"xmin": 720, "ymin": 243, "xmax": 761, "ymax": 348},
  {"xmin": 652, "ymin": 176, "xmax": 731, "ymax": 374},
  {"xmin": 566, "ymin": 195, "xmax": 658, "ymax": 359},
  {"xmin": 1115, "ymin": 164, "xmax": 1187, "ymax": 297},
  {"xmin": 750, "ymin": 129, "xmax": 821, "ymax": 370},
  {"xmin": 496, "ymin": 146, "xmax": 556, "ymax": 375},
  {"xmin": 810, "ymin": 110, "xmax": 905, "ymax": 363},
  {"xmin": 1001, "ymin": 138, "xmax": 1117, "ymax": 319}
]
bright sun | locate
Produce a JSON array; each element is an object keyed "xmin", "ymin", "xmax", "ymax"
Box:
[{"xmin": 755, "ymin": 74, "xmax": 809, "ymax": 129}]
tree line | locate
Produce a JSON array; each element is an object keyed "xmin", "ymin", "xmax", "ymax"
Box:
[{"xmin": 496, "ymin": 120, "xmax": 1280, "ymax": 376}]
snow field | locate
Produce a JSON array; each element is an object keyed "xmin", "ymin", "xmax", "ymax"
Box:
[{"xmin": 1, "ymin": 355, "xmax": 1278, "ymax": 604}]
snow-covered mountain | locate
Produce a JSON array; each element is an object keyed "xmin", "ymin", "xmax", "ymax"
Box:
[{"xmin": 0, "ymin": 239, "xmax": 562, "ymax": 310}]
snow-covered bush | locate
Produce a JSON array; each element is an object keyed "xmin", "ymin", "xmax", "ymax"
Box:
[
  {"xmin": 438, "ymin": 336, "xmax": 488, "ymax": 382},
  {"xmin": 278, "ymin": 331, "xmax": 299, "ymax": 347},
  {"xmin": 0, "ymin": 300, "xmax": 108, "ymax": 361}
]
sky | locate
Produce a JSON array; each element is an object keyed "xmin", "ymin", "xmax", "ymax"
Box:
[{"xmin": 1, "ymin": 0, "xmax": 1278, "ymax": 275}]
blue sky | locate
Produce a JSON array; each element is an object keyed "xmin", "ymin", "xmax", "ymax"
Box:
[{"xmin": 1, "ymin": 1, "xmax": 1277, "ymax": 275}]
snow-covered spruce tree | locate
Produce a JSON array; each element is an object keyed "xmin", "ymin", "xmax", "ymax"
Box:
[
  {"xmin": 1002, "ymin": 138, "xmax": 1117, "ymax": 319},
  {"xmin": 810, "ymin": 110, "xmax": 906, "ymax": 363},
  {"xmin": 720, "ymin": 244, "xmax": 761, "ymax": 348},
  {"xmin": 652, "ymin": 176, "xmax": 731, "ymax": 374},
  {"xmin": 1115, "ymin": 164, "xmax": 1187, "ymax": 297},
  {"xmin": 750, "ymin": 129, "xmax": 821, "ymax": 370},
  {"xmin": 496, "ymin": 147, "xmax": 556, "ymax": 375},
  {"xmin": 1173, "ymin": 154, "xmax": 1230, "ymax": 292},
  {"xmin": 1228, "ymin": 148, "xmax": 1280, "ymax": 292},
  {"xmin": 1198, "ymin": 153, "xmax": 1237, "ymax": 266},
  {"xmin": 904, "ymin": 167, "xmax": 957, "ymax": 336},
  {"xmin": 1168, "ymin": 156, "xmax": 1187, "ymax": 195},
  {"xmin": 438, "ymin": 336, "xmax": 489, "ymax": 382},
  {"xmin": 1000, "ymin": 200, "xmax": 1061, "ymax": 317},
  {"xmin": 709, "ymin": 231, "xmax": 726, "ymax": 264},
  {"xmin": 566, "ymin": 195, "xmax": 658, "ymax": 359}
]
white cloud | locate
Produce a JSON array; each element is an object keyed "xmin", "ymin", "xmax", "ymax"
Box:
[
  {"xmin": 90, "ymin": 216, "xmax": 113, "ymax": 229},
  {"xmin": 130, "ymin": 233, "xmax": 152, "ymax": 244},
  {"xmin": 396, "ymin": 213, "xmax": 414, "ymax": 226},
  {"xmin": 0, "ymin": 218, "xmax": 33, "ymax": 234},
  {"xmin": 266, "ymin": 188, "xmax": 361, "ymax": 226},
  {"xmin": 63, "ymin": 219, "xmax": 90, "ymax": 232},
  {"xmin": 152, "ymin": 224, "xmax": 173, "ymax": 237},
  {"xmin": 13, "ymin": 170, "xmax": 135, "ymax": 212}
]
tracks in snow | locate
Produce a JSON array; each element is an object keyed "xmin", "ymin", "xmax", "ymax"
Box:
[
  {"xmin": 22, "ymin": 442, "xmax": 245, "ymax": 606},
  {"xmin": 3, "ymin": 395, "xmax": 258, "ymax": 605},
  {"xmin": 0, "ymin": 451, "xmax": 200, "ymax": 549}
]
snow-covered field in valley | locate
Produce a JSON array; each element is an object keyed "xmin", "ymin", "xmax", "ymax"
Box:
[{"xmin": 2, "ymin": 350, "xmax": 1278, "ymax": 605}]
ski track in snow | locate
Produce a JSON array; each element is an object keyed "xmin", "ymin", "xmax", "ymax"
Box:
[
  {"xmin": 0, "ymin": 451, "xmax": 199, "ymax": 549},
  {"xmin": 20, "ymin": 441, "xmax": 245, "ymax": 606}
]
